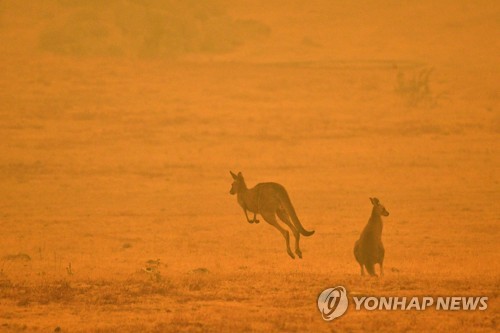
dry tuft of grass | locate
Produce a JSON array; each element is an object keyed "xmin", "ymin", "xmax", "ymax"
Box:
[{"xmin": 395, "ymin": 67, "xmax": 445, "ymax": 107}]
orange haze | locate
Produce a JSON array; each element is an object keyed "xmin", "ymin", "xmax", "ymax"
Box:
[{"xmin": 0, "ymin": 1, "xmax": 498, "ymax": 332}]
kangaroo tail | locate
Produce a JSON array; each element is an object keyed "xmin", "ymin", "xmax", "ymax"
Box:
[
  {"xmin": 365, "ymin": 262, "xmax": 377, "ymax": 276},
  {"xmin": 279, "ymin": 189, "xmax": 315, "ymax": 237}
]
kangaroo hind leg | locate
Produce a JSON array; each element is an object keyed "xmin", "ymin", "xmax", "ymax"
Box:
[
  {"xmin": 262, "ymin": 211, "xmax": 295, "ymax": 259},
  {"xmin": 277, "ymin": 208, "xmax": 301, "ymax": 259}
]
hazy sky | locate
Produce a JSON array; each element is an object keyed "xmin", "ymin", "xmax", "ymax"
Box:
[{"xmin": 0, "ymin": 0, "xmax": 498, "ymax": 67}]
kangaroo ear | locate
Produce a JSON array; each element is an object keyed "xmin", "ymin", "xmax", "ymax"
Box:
[
  {"xmin": 370, "ymin": 197, "xmax": 380, "ymax": 205},
  {"xmin": 237, "ymin": 172, "xmax": 243, "ymax": 178},
  {"xmin": 230, "ymin": 171, "xmax": 238, "ymax": 179}
]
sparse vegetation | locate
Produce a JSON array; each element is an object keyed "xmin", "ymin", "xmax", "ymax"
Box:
[
  {"xmin": 0, "ymin": 271, "xmax": 497, "ymax": 332},
  {"xmin": 395, "ymin": 66, "xmax": 443, "ymax": 107}
]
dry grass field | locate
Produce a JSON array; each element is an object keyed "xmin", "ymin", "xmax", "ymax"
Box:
[{"xmin": 0, "ymin": 1, "xmax": 498, "ymax": 332}]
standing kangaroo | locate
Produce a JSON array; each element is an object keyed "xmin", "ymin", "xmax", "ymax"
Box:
[
  {"xmin": 229, "ymin": 171, "xmax": 314, "ymax": 259},
  {"xmin": 354, "ymin": 197, "xmax": 389, "ymax": 276}
]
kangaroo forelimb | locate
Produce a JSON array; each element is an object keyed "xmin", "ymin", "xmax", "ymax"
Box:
[{"xmin": 244, "ymin": 209, "xmax": 260, "ymax": 224}]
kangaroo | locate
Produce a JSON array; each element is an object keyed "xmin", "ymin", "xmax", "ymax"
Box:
[
  {"xmin": 354, "ymin": 197, "xmax": 389, "ymax": 276},
  {"xmin": 229, "ymin": 171, "xmax": 314, "ymax": 259}
]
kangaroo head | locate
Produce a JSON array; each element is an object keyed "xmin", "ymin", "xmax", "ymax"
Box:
[
  {"xmin": 370, "ymin": 197, "xmax": 389, "ymax": 217},
  {"xmin": 229, "ymin": 171, "xmax": 245, "ymax": 195}
]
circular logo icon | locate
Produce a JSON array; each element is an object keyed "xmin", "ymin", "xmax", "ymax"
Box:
[{"xmin": 317, "ymin": 286, "xmax": 348, "ymax": 321}]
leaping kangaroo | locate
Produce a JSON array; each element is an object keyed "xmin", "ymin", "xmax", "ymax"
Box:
[{"xmin": 229, "ymin": 171, "xmax": 314, "ymax": 259}]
